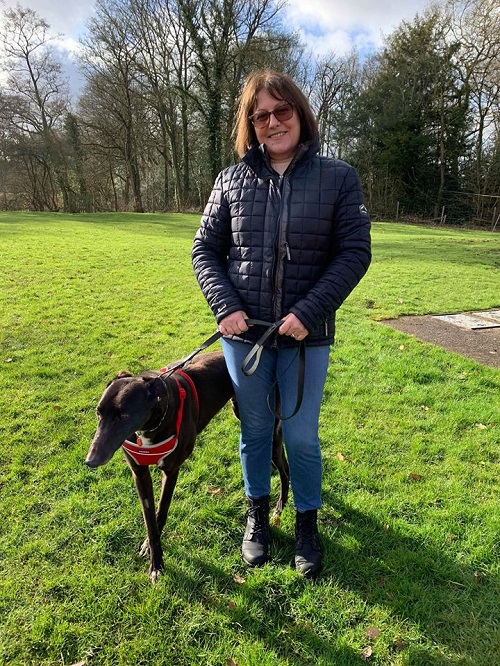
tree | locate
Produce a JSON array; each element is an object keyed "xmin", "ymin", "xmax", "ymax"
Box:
[
  {"xmin": 0, "ymin": 4, "xmax": 70, "ymax": 210},
  {"xmin": 176, "ymin": 0, "xmax": 288, "ymax": 186},
  {"xmin": 79, "ymin": 0, "xmax": 145, "ymax": 212},
  {"xmin": 349, "ymin": 9, "xmax": 468, "ymax": 218},
  {"xmin": 448, "ymin": 0, "xmax": 500, "ymax": 198},
  {"xmin": 311, "ymin": 50, "xmax": 361, "ymax": 159},
  {"xmin": 127, "ymin": 0, "xmax": 195, "ymax": 210}
]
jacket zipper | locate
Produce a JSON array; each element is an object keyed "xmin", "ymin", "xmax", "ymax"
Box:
[{"xmin": 271, "ymin": 175, "xmax": 288, "ymax": 323}]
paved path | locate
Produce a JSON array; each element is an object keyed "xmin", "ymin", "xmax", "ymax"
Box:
[{"xmin": 381, "ymin": 314, "xmax": 499, "ymax": 369}]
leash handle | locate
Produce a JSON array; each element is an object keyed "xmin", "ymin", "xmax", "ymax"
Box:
[
  {"xmin": 241, "ymin": 319, "xmax": 283, "ymax": 376},
  {"xmin": 161, "ymin": 318, "xmax": 280, "ymax": 377},
  {"xmin": 160, "ymin": 318, "xmax": 305, "ymax": 420},
  {"xmin": 242, "ymin": 318, "xmax": 306, "ymax": 421}
]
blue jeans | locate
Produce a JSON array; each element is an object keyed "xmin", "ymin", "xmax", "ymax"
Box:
[{"xmin": 222, "ymin": 339, "xmax": 330, "ymax": 512}]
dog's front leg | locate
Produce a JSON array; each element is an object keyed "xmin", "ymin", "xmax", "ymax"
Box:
[
  {"xmin": 129, "ymin": 463, "xmax": 164, "ymax": 583},
  {"xmin": 156, "ymin": 468, "xmax": 180, "ymax": 537}
]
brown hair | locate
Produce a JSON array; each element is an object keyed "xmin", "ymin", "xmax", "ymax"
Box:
[{"xmin": 233, "ymin": 70, "xmax": 319, "ymax": 158}]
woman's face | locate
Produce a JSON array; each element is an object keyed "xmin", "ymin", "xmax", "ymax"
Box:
[{"xmin": 252, "ymin": 88, "xmax": 301, "ymax": 161}]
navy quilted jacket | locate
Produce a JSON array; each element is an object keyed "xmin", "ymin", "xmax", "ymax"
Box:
[{"xmin": 192, "ymin": 140, "xmax": 371, "ymax": 347}]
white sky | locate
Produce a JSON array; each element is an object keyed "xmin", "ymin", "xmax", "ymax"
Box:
[
  {"xmin": 1, "ymin": 0, "xmax": 433, "ymax": 58},
  {"xmin": 285, "ymin": 0, "xmax": 432, "ymax": 57}
]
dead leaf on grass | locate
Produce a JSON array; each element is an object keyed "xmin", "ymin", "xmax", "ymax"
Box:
[
  {"xmin": 361, "ymin": 645, "xmax": 373, "ymax": 660},
  {"xmin": 207, "ymin": 486, "xmax": 222, "ymax": 495},
  {"xmin": 475, "ymin": 423, "xmax": 487, "ymax": 429},
  {"xmin": 336, "ymin": 452, "xmax": 347, "ymax": 462},
  {"xmin": 408, "ymin": 472, "xmax": 424, "ymax": 481},
  {"xmin": 227, "ymin": 659, "xmax": 239, "ymax": 666},
  {"xmin": 233, "ymin": 574, "xmax": 245, "ymax": 584},
  {"xmin": 365, "ymin": 626, "xmax": 381, "ymax": 640}
]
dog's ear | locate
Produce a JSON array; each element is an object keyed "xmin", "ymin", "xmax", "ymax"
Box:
[
  {"xmin": 105, "ymin": 370, "xmax": 133, "ymax": 386},
  {"xmin": 140, "ymin": 374, "xmax": 165, "ymax": 401},
  {"xmin": 115, "ymin": 370, "xmax": 133, "ymax": 379}
]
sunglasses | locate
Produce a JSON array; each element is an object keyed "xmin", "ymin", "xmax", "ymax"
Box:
[{"xmin": 249, "ymin": 102, "xmax": 294, "ymax": 129}]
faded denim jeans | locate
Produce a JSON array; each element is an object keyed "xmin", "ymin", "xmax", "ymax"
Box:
[{"xmin": 222, "ymin": 338, "xmax": 330, "ymax": 512}]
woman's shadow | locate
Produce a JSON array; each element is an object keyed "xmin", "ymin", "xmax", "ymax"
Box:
[{"xmin": 317, "ymin": 492, "xmax": 499, "ymax": 664}]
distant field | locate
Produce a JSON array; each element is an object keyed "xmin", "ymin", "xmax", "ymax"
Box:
[{"xmin": 0, "ymin": 212, "xmax": 498, "ymax": 666}]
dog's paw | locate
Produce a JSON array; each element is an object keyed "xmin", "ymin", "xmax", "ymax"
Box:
[
  {"xmin": 139, "ymin": 538, "xmax": 150, "ymax": 557},
  {"xmin": 271, "ymin": 510, "xmax": 281, "ymax": 527},
  {"xmin": 149, "ymin": 565, "xmax": 163, "ymax": 584}
]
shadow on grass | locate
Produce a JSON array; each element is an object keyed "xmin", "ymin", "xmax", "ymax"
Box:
[
  {"xmin": 319, "ymin": 494, "xmax": 498, "ymax": 665},
  {"xmin": 158, "ymin": 545, "xmax": 359, "ymax": 666},
  {"xmin": 154, "ymin": 496, "xmax": 497, "ymax": 666}
]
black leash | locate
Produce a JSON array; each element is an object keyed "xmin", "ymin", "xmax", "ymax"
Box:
[
  {"xmin": 240, "ymin": 320, "xmax": 305, "ymax": 421},
  {"xmin": 161, "ymin": 318, "xmax": 305, "ymax": 420}
]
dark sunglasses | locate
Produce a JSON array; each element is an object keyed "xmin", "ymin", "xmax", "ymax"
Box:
[{"xmin": 249, "ymin": 102, "xmax": 294, "ymax": 129}]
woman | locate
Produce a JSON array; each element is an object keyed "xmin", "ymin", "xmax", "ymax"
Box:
[{"xmin": 192, "ymin": 70, "xmax": 371, "ymax": 578}]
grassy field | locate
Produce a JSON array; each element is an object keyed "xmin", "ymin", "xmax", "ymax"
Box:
[{"xmin": 0, "ymin": 211, "xmax": 498, "ymax": 666}]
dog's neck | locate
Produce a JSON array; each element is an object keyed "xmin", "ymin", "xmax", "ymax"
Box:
[{"xmin": 139, "ymin": 400, "xmax": 170, "ymax": 436}]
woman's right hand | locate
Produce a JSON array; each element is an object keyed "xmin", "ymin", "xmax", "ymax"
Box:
[{"xmin": 218, "ymin": 310, "xmax": 249, "ymax": 336}]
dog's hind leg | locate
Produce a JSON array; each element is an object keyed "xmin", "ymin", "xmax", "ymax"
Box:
[
  {"xmin": 128, "ymin": 462, "xmax": 164, "ymax": 583},
  {"xmin": 271, "ymin": 420, "xmax": 289, "ymax": 523}
]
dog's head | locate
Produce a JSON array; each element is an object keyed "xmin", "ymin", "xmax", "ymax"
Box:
[{"xmin": 85, "ymin": 371, "xmax": 166, "ymax": 467}]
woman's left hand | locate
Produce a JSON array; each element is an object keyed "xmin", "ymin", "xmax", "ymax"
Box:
[{"xmin": 279, "ymin": 313, "xmax": 309, "ymax": 341}]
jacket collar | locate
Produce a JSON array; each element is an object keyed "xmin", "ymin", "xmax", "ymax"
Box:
[{"xmin": 243, "ymin": 139, "xmax": 319, "ymax": 178}]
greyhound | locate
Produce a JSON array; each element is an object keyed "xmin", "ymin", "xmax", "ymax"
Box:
[{"xmin": 85, "ymin": 351, "xmax": 289, "ymax": 582}]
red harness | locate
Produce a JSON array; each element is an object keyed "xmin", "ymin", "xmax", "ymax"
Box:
[{"xmin": 122, "ymin": 369, "xmax": 199, "ymax": 466}]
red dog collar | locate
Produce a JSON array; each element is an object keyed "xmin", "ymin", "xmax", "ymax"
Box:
[{"xmin": 122, "ymin": 369, "xmax": 198, "ymax": 466}]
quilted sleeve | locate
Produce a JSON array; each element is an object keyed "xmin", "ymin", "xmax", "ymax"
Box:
[
  {"xmin": 290, "ymin": 163, "xmax": 371, "ymax": 332},
  {"xmin": 192, "ymin": 171, "xmax": 246, "ymax": 323}
]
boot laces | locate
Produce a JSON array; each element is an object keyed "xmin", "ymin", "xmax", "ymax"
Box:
[
  {"xmin": 247, "ymin": 504, "xmax": 268, "ymax": 537},
  {"xmin": 296, "ymin": 514, "xmax": 319, "ymax": 549}
]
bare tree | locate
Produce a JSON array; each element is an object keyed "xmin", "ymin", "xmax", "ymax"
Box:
[
  {"xmin": 0, "ymin": 4, "xmax": 70, "ymax": 210},
  {"xmin": 177, "ymin": 0, "xmax": 288, "ymax": 185},
  {"xmin": 128, "ymin": 0, "xmax": 195, "ymax": 210},
  {"xmin": 311, "ymin": 50, "xmax": 361, "ymax": 158},
  {"xmin": 79, "ymin": 0, "xmax": 145, "ymax": 212},
  {"xmin": 448, "ymin": 0, "xmax": 500, "ymax": 196}
]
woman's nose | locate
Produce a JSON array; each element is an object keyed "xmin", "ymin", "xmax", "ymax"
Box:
[{"xmin": 268, "ymin": 111, "xmax": 281, "ymax": 127}]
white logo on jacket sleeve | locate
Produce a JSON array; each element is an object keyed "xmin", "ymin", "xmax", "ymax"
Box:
[{"xmin": 359, "ymin": 204, "xmax": 368, "ymax": 215}]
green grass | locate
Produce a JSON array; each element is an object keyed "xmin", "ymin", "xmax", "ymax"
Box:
[{"xmin": 0, "ymin": 211, "xmax": 499, "ymax": 666}]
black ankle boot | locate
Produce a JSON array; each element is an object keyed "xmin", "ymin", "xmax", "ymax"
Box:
[
  {"xmin": 295, "ymin": 509, "xmax": 321, "ymax": 578},
  {"xmin": 241, "ymin": 495, "xmax": 270, "ymax": 566}
]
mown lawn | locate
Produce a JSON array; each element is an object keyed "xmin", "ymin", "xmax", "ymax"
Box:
[{"xmin": 0, "ymin": 211, "xmax": 498, "ymax": 666}]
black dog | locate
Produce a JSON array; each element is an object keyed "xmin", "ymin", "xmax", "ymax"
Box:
[{"xmin": 85, "ymin": 351, "xmax": 289, "ymax": 582}]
